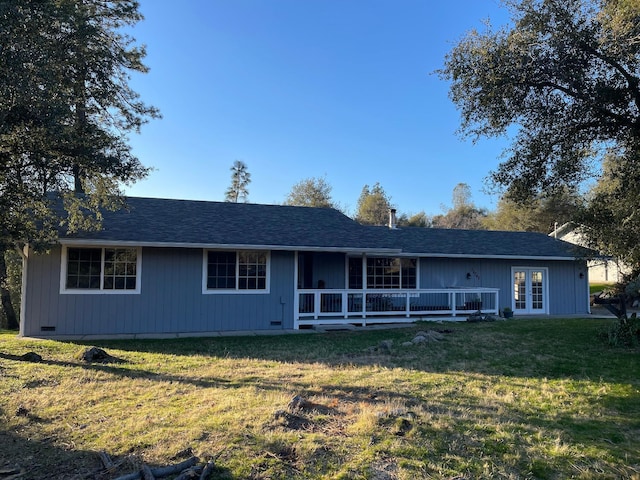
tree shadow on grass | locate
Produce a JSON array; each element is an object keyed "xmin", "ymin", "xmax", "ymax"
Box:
[
  {"xmin": 59, "ymin": 319, "xmax": 639, "ymax": 383},
  {"xmin": 0, "ymin": 351, "xmax": 234, "ymax": 390},
  {"xmin": 0, "ymin": 421, "xmax": 234, "ymax": 480},
  {"xmin": 2, "ymin": 328, "xmax": 639, "ymax": 479},
  {"xmin": 0, "ymin": 429, "xmax": 101, "ymax": 480}
]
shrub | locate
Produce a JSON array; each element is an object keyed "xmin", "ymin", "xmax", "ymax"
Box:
[{"xmin": 607, "ymin": 313, "xmax": 640, "ymax": 347}]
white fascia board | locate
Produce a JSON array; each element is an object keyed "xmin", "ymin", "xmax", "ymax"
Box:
[
  {"xmin": 416, "ymin": 253, "xmax": 582, "ymax": 261},
  {"xmin": 58, "ymin": 238, "xmax": 401, "ymax": 254},
  {"xmin": 57, "ymin": 239, "xmax": 580, "ymax": 260}
]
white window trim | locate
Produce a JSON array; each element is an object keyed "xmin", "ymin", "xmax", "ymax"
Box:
[
  {"xmin": 60, "ymin": 245, "xmax": 142, "ymax": 295},
  {"xmin": 510, "ymin": 266, "xmax": 549, "ymax": 314},
  {"xmin": 202, "ymin": 249, "xmax": 271, "ymax": 294}
]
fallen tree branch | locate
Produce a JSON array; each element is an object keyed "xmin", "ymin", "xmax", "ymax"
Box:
[
  {"xmin": 99, "ymin": 451, "xmax": 114, "ymax": 470},
  {"xmin": 173, "ymin": 466, "xmax": 203, "ymax": 480},
  {"xmin": 199, "ymin": 460, "xmax": 216, "ymax": 480},
  {"xmin": 113, "ymin": 456, "xmax": 199, "ymax": 480},
  {"xmin": 141, "ymin": 465, "xmax": 155, "ymax": 480}
]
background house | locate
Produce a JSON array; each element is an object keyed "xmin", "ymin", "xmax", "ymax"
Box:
[{"xmin": 549, "ymin": 222, "xmax": 629, "ymax": 284}]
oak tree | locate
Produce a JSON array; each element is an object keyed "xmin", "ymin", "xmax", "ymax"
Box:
[
  {"xmin": 284, "ymin": 176, "xmax": 336, "ymax": 209},
  {"xmin": 580, "ymin": 154, "xmax": 640, "ymax": 270},
  {"xmin": 485, "ymin": 188, "xmax": 584, "ymax": 233},
  {"xmin": 440, "ymin": 0, "xmax": 640, "ymax": 266}
]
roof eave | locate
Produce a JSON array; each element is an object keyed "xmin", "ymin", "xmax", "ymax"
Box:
[
  {"xmin": 57, "ymin": 238, "xmax": 402, "ymax": 254},
  {"xmin": 416, "ymin": 253, "xmax": 584, "ymax": 261},
  {"xmin": 57, "ymin": 239, "xmax": 581, "ymax": 259}
]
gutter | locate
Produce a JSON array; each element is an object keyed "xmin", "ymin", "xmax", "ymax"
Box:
[
  {"xmin": 57, "ymin": 238, "xmax": 402, "ymax": 255},
  {"xmin": 56, "ymin": 239, "xmax": 584, "ymax": 261}
]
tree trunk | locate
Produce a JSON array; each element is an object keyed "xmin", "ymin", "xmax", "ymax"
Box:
[{"xmin": 0, "ymin": 245, "xmax": 19, "ymax": 330}]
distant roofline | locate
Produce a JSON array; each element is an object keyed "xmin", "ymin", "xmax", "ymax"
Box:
[
  {"xmin": 548, "ymin": 221, "xmax": 578, "ymax": 238},
  {"xmin": 119, "ymin": 195, "xmax": 344, "ymax": 211}
]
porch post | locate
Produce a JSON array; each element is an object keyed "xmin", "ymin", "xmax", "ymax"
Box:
[
  {"xmin": 451, "ymin": 291, "xmax": 457, "ymax": 317},
  {"xmin": 361, "ymin": 253, "xmax": 367, "ymax": 323},
  {"xmin": 343, "ymin": 289, "xmax": 348, "ymax": 319},
  {"xmin": 405, "ymin": 292, "xmax": 410, "ymax": 318}
]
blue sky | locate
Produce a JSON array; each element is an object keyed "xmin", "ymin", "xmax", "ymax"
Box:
[{"xmin": 125, "ymin": 0, "xmax": 512, "ymax": 216}]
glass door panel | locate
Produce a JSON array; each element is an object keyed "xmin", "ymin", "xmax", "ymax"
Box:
[
  {"xmin": 531, "ymin": 271, "xmax": 544, "ymax": 311},
  {"xmin": 514, "ymin": 271, "xmax": 526, "ymax": 310},
  {"xmin": 512, "ymin": 268, "xmax": 547, "ymax": 314}
]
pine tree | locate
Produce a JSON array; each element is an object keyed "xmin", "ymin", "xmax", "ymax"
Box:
[
  {"xmin": 0, "ymin": 0, "xmax": 159, "ymax": 328},
  {"xmin": 225, "ymin": 160, "xmax": 251, "ymax": 202}
]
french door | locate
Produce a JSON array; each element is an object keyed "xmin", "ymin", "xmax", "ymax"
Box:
[{"xmin": 512, "ymin": 268, "xmax": 548, "ymax": 314}]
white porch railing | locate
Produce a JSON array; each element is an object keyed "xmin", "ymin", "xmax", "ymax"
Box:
[{"xmin": 295, "ymin": 288, "xmax": 500, "ymax": 328}]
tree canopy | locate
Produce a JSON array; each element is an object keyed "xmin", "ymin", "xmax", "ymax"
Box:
[
  {"xmin": 440, "ymin": 0, "xmax": 640, "ymax": 269},
  {"xmin": 354, "ymin": 183, "xmax": 393, "ymax": 226},
  {"xmin": 440, "ymin": 0, "xmax": 640, "ymax": 198},
  {"xmin": 397, "ymin": 211, "xmax": 430, "ymax": 228},
  {"xmin": 284, "ymin": 176, "xmax": 337, "ymax": 209},
  {"xmin": 0, "ymin": 0, "xmax": 159, "ymax": 328},
  {"xmin": 431, "ymin": 183, "xmax": 488, "ymax": 230},
  {"xmin": 579, "ymin": 154, "xmax": 640, "ymax": 269},
  {"xmin": 225, "ymin": 160, "xmax": 251, "ymax": 203},
  {"xmin": 485, "ymin": 188, "xmax": 584, "ymax": 233}
]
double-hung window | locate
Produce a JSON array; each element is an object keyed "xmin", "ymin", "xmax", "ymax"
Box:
[
  {"xmin": 62, "ymin": 246, "xmax": 140, "ymax": 293},
  {"xmin": 204, "ymin": 250, "xmax": 269, "ymax": 293}
]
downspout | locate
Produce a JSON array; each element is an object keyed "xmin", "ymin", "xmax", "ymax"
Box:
[
  {"xmin": 586, "ymin": 267, "xmax": 591, "ymax": 315},
  {"xmin": 361, "ymin": 253, "xmax": 367, "ymax": 325},
  {"xmin": 293, "ymin": 251, "xmax": 299, "ymax": 329},
  {"xmin": 16, "ymin": 243, "xmax": 28, "ymax": 337}
]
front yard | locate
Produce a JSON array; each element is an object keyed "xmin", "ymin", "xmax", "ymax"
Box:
[{"xmin": 0, "ymin": 318, "xmax": 638, "ymax": 479}]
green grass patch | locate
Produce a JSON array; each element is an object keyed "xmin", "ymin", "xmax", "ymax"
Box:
[
  {"xmin": 590, "ymin": 283, "xmax": 613, "ymax": 294},
  {"xmin": 1, "ymin": 318, "xmax": 639, "ymax": 479}
]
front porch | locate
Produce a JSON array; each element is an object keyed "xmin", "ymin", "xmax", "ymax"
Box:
[{"xmin": 294, "ymin": 288, "xmax": 500, "ymax": 328}]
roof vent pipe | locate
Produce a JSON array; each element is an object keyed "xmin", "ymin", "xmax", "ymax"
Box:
[{"xmin": 388, "ymin": 208, "xmax": 397, "ymax": 229}]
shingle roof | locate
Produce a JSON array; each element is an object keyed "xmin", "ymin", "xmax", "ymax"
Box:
[
  {"xmin": 60, "ymin": 196, "xmax": 587, "ymax": 259},
  {"xmin": 366, "ymin": 226, "xmax": 589, "ymax": 259},
  {"xmin": 61, "ymin": 197, "xmax": 396, "ymax": 252}
]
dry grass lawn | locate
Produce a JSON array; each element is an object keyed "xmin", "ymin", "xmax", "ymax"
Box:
[{"xmin": 0, "ymin": 317, "xmax": 638, "ymax": 479}]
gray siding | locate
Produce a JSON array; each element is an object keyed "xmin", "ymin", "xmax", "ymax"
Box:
[
  {"xmin": 23, "ymin": 247, "xmax": 295, "ymax": 337},
  {"xmin": 419, "ymin": 257, "xmax": 589, "ymax": 315},
  {"xmin": 23, "ymin": 247, "xmax": 590, "ymax": 338}
]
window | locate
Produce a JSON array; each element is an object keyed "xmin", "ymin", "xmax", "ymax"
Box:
[
  {"xmin": 347, "ymin": 256, "xmax": 417, "ymax": 289},
  {"xmin": 104, "ymin": 248, "xmax": 138, "ymax": 290},
  {"xmin": 365, "ymin": 257, "xmax": 417, "ymax": 289},
  {"xmin": 66, "ymin": 248, "xmax": 102, "ymax": 289},
  {"xmin": 62, "ymin": 246, "xmax": 140, "ymax": 293},
  {"xmin": 348, "ymin": 257, "xmax": 363, "ymax": 289},
  {"xmin": 207, "ymin": 251, "xmax": 236, "ymax": 289},
  {"xmin": 205, "ymin": 250, "xmax": 269, "ymax": 293}
]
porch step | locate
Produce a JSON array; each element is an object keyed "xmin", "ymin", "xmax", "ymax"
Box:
[{"xmin": 312, "ymin": 324, "xmax": 358, "ymax": 332}]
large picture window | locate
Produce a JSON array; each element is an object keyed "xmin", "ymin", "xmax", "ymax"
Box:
[
  {"xmin": 205, "ymin": 250, "xmax": 269, "ymax": 292},
  {"xmin": 348, "ymin": 256, "xmax": 417, "ymax": 289},
  {"xmin": 367, "ymin": 257, "xmax": 416, "ymax": 289},
  {"xmin": 62, "ymin": 246, "xmax": 140, "ymax": 293}
]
